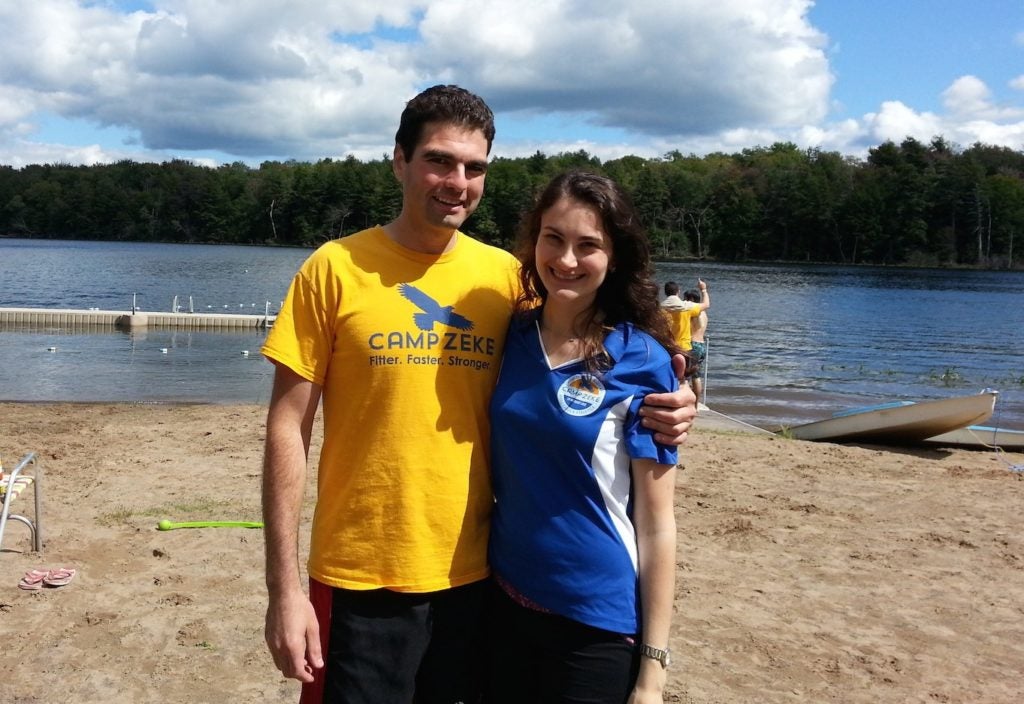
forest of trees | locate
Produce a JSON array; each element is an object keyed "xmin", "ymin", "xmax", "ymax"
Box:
[{"xmin": 2, "ymin": 136, "xmax": 1022, "ymax": 268}]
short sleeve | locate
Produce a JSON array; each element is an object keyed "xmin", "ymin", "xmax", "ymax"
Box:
[
  {"xmin": 621, "ymin": 332, "xmax": 679, "ymax": 466},
  {"xmin": 261, "ymin": 251, "xmax": 338, "ymax": 385}
]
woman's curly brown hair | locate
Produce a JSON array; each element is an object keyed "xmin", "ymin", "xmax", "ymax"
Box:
[{"xmin": 515, "ymin": 170, "xmax": 681, "ymax": 369}]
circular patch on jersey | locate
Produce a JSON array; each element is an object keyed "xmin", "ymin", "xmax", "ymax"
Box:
[{"xmin": 556, "ymin": 373, "xmax": 606, "ymax": 416}]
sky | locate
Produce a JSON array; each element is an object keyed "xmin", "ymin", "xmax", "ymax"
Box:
[{"xmin": 0, "ymin": 0, "xmax": 1022, "ymax": 168}]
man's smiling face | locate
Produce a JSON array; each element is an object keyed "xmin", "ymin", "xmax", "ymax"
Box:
[{"xmin": 393, "ymin": 121, "xmax": 490, "ymax": 235}]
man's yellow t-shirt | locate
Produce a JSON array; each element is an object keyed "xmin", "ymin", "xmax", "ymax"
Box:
[
  {"xmin": 262, "ymin": 227, "xmax": 519, "ymax": 592},
  {"xmin": 661, "ymin": 294, "xmax": 701, "ymax": 351}
]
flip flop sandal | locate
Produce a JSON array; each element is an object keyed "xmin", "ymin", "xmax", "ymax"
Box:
[
  {"xmin": 18, "ymin": 568, "xmax": 48, "ymax": 591},
  {"xmin": 43, "ymin": 567, "xmax": 77, "ymax": 587}
]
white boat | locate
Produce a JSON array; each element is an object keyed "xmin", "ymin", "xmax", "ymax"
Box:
[
  {"xmin": 786, "ymin": 390, "xmax": 998, "ymax": 443},
  {"xmin": 921, "ymin": 425, "xmax": 1024, "ymax": 450}
]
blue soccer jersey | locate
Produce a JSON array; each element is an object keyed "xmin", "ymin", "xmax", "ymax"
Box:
[{"xmin": 488, "ymin": 316, "xmax": 678, "ymax": 634}]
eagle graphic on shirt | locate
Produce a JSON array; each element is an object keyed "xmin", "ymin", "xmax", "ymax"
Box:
[
  {"xmin": 569, "ymin": 375, "xmax": 602, "ymax": 394},
  {"xmin": 398, "ymin": 283, "xmax": 475, "ymax": 331}
]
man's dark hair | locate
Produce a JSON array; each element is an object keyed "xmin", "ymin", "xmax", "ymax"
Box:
[
  {"xmin": 664, "ymin": 281, "xmax": 680, "ymax": 296},
  {"xmin": 395, "ymin": 85, "xmax": 495, "ymax": 161},
  {"xmin": 683, "ymin": 289, "xmax": 701, "ymax": 303}
]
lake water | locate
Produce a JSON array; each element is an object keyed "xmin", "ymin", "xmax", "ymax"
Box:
[{"xmin": 2, "ymin": 238, "xmax": 1023, "ymax": 430}]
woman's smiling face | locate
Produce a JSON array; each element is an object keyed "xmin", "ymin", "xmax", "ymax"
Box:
[{"xmin": 534, "ymin": 196, "xmax": 613, "ymax": 311}]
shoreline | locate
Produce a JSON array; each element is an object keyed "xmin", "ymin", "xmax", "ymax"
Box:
[
  {"xmin": 2, "ymin": 402, "xmax": 1023, "ymax": 702},
  {"xmin": 5, "ymin": 235, "xmax": 1023, "ymax": 271},
  {"xmin": 3, "ymin": 383, "xmax": 1021, "ymax": 435}
]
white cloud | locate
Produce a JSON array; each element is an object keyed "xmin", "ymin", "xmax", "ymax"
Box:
[
  {"xmin": 0, "ymin": 1, "xmax": 1021, "ymax": 167},
  {"xmin": 0, "ymin": 0, "xmax": 425, "ymax": 161},
  {"xmin": 948, "ymin": 119, "xmax": 1024, "ymax": 149},
  {"xmin": 795, "ymin": 119, "xmax": 864, "ymax": 151},
  {"xmin": 417, "ymin": 0, "xmax": 832, "ymax": 135},
  {"xmin": 942, "ymin": 75, "xmax": 1024, "ymax": 120},
  {"xmin": 0, "ymin": 86, "xmax": 41, "ymax": 132},
  {"xmin": 863, "ymin": 101, "xmax": 943, "ymax": 144},
  {"xmin": 0, "ymin": 139, "xmax": 131, "ymax": 168},
  {"xmin": 835, "ymin": 77, "xmax": 1024, "ymax": 155},
  {"xmin": 0, "ymin": 0, "xmax": 836, "ymax": 164},
  {"xmin": 942, "ymin": 76, "xmax": 991, "ymax": 117}
]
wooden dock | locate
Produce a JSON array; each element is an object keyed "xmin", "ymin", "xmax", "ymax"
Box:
[{"xmin": 0, "ymin": 307, "xmax": 274, "ymax": 330}]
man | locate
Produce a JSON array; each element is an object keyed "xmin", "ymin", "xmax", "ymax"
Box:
[
  {"xmin": 261, "ymin": 85, "xmax": 696, "ymax": 704},
  {"xmin": 660, "ymin": 280, "xmax": 709, "ymax": 353},
  {"xmin": 684, "ymin": 282, "xmax": 710, "ymax": 402}
]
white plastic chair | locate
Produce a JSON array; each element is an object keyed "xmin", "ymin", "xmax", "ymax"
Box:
[{"xmin": 0, "ymin": 452, "xmax": 43, "ymax": 553}]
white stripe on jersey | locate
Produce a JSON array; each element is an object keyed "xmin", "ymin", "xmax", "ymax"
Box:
[{"xmin": 590, "ymin": 395, "xmax": 638, "ymax": 572}]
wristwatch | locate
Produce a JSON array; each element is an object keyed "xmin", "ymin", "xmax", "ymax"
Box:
[{"xmin": 640, "ymin": 643, "xmax": 671, "ymax": 668}]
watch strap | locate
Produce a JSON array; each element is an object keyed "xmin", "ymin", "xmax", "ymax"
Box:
[{"xmin": 640, "ymin": 643, "xmax": 671, "ymax": 667}]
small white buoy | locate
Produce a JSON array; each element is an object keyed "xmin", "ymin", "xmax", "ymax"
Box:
[
  {"xmin": 47, "ymin": 346, "xmax": 57, "ymax": 352},
  {"xmin": 241, "ymin": 350, "xmax": 250, "ymax": 357},
  {"xmin": 160, "ymin": 348, "xmax": 169, "ymax": 354}
]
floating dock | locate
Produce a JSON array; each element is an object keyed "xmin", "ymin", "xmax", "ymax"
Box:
[{"xmin": 0, "ymin": 307, "xmax": 274, "ymax": 330}]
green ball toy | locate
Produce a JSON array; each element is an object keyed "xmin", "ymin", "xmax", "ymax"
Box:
[{"xmin": 158, "ymin": 519, "xmax": 172, "ymax": 530}]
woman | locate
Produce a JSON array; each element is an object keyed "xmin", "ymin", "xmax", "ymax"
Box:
[{"xmin": 487, "ymin": 171, "xmax": 680, "ymax": 703}]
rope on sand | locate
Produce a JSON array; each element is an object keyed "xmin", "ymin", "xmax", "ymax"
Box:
[{"xmin": 982, "ymin": 404, "xmax": 1024, "ymax": 473}]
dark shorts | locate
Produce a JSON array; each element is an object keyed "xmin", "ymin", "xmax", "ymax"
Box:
[
  {"xmin": 301, "ymin": 578, "xmax": 487, "ymax": 704},
  {"xmin": 485, "ymin": 580, "xmax": 638, "ymax": 704}
]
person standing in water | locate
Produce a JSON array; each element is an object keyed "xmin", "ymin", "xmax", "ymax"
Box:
[{"xmin": 684, "ymin": 283, "xmax": 710, "ymax": 402}]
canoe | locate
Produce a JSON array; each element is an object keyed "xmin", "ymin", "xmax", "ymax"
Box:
[
  {"xmin": 786, "ymin": 390, "xmax": 998, "ymax": 443},
  {"xmin": 920, "ymin": 425, "xmax": 1024, "ymax": 450}
]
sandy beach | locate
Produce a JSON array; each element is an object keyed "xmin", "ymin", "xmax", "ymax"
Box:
[{"xmin": 1, "ymin": 401, "xmax": 1022, "ymax": 703}]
